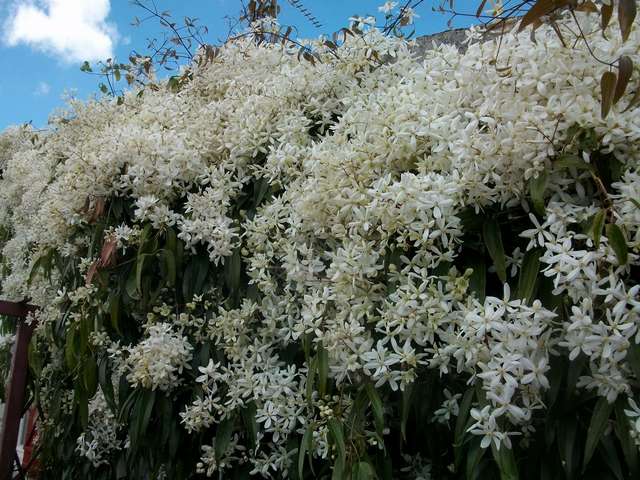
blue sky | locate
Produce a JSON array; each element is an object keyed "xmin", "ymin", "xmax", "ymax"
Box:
[{"xmin": 0, "ymin": 1, "xmax": 480, "ymax": 131}]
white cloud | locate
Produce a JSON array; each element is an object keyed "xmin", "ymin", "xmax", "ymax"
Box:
[
  {"xmin": 33, "ymin": 80, "xmax": 50, "ymax": 95},
  {"xmin": 4, "ymin": 0, "xmax": 116, "ymax": 62}
]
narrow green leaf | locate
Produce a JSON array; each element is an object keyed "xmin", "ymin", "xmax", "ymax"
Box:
[
  {"xmin": 400, "ymin": 383, "xmax": 413, "ymax": 442},
  {"xmin": 558, "ymin": 417, "xmax": 578, "ymax": 478},
  {"xmin": 328, "ymin": 418, "xmax": 346, "ymax": 479},
  {"xmin": 598, "ymin": 433, "xmax": 624, "ymax": 480},
  {"xmin": 83, "ymin": 356, "xmax": 98, "ymax": 397},
  {"xmin": 516, "ymin": 248, "xmax": 542, "ymax": 303},
  {"xmin": 553, "ymin": 154, "xmax": 596, "ymax": 173},
  {"xmin": 163, "ymin": 249, "xmax": 176, "ymax": 287},
  {"xmin": 606, "ymin": 224, "xmax": 628, "ymax": 265},
  {"xmin": 318, "ymin": 345, "xmax": 329, "ymax": 397},
  {"xmin": 614, "ymin": 399, "xmax": 639, "ymax": 475},
  {"xmin": 483, "ymin": 219, "xmax": 507, "ymax": 282},
  {"xmin": 352, "ymin": 461, "xmax": 377, "ymax": 480},
  {"xmin": 241, "ymin": 403, "xmax": 259, "ymax": 450},
  {"xmin": 215, "ymin": 417, "xmax": 234, "ymax": 461},
  {"xmin": 491, "ymin": 442, "xmax": 519, "ymax": 480},
  {"xmin": 591, "ymin": 209, "xmax": 606, "ymax": 248},
  {"xmin": 454, "ymin": 388, "xmax": 475, "ymax": 471},
  {"xmin": 626, "ymin": 341, "xmax": 640, "ymax": 383},
  {"xmin": 529, "ymin": 170, "xmax": 548, "ymax": 216},
  {"xmin": 365, "ymin": 383, "xmax": 384, "ymax": 437},
  {"xmin": 583, "ymin": 397, "xmax": 614, "ymax": 470},
  {"xmin": 298, "ymin": 425, "xmax": 313, "ymax": 479},
  {"xmin": 109, "ymin": 293, "xmax": 121, "ymax": 334},
  {"xmin": 467, "ymin": 255, "xmax": 486, "ymax": 302},
  {"xmin": 465, "ymin": 438, "xmax": 485, "ymax": 480}
]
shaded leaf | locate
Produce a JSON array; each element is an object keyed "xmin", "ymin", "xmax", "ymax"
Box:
[
  {"xmin": 583, "ymin": 397, "xmax": 614, "ymax": 470},
  {"xmin": 365, "ymin": 383, "xmax": 385, "ymax": 437},
  {"xmin": 606, "ymin": 223, "xmax": 628, "ymax": 265},
  {"xmin": 483, "ymin": 219, "xmax": 507, "ymax": 282},
  {"xmin": 215, "ymin": 417, "xmax": 234, "ymax": 461},
  {"xmin": 601, "ymin": 71, "xmax": 617, "ymax": 118},
  {"xmin": 516, "ymin": 248, "xmax": 542, "ymax": 303},
  {"xmin": 619, "ymin": 0, "xmax": 637, "ymax": 42},
  {"xmin": 529, "ymin": 170, "xmax": 548, "ymax": 216},
  {"xmin": 601, "ymin": 3, "xmax": 614, "ymax": 31},
  {"xmin": 614, "ymin": 56, "xmax": 633, "ymax": 104},
  {"xmin": 591, "ymin": 209, "xmax": 607, "ymax": 248}
]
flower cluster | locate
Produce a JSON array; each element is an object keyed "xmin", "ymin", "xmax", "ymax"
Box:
[
  {"xmin": 125, "ymin": 323, "xmax": 193, "ymax": 391},
  {"xmin": 0, "ymin": 3, "xmax": 639, "ymax": 478}
]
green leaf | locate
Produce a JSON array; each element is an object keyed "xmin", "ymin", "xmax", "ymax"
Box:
[
  {"xmin": 491, "ymin": 442, "xmax": 519, "ymax": 480},
  {"xmin": 352, "ymin": 461, "xmax": 377, "ymax": 480},
  {"xmin": 80, "ymin": 61, "xmax": 92, "ymax": 72},
  {"xmin": 163, "ymin": 249, "xmax": 176, "ymax": 287},
  {"xmin": 318, "ymin": 345, "xmax": 329, "ymax": 397},
  {"xmin": 516, "ymin": 248, "xmax": 542, "ymax": 303},
  {"xmin": 467, "ymin": 255, "xmax": 486, "ymax": 302},
  {"xmin": 598, "ymin": 433, "xmax": 624, "ymax": 480},
  {"xmin": 365, "ymin": 383, "xmax": 384, "ymax": 438},
  {"xmin": 83, "ymin": 356, "xmax": 98, "ymax": 397},
  {"xmin": 76, "ymin": 384, "xmax": 89, "ymax": 429},
  {"xmin": 136, "ymin": 253, "xmax": 153, "ymax": 294},
  {"xmin": 109, "ymin": 293, "xmax": 121, "ymax": 334},
  {"xmin": 65, "ymin": 326, "xmax": 78, "ymax": 369},
  {"xmin": 400, "ymin": 383, "xmax": 413, "ymax": 442},
  {"xmin": 99, "ymin": 83, "xmax": 109, "ymax": 94},
  {"xmin": 298, "ymin": 425, "xmax": 313, "ymax": 479},
  {"xmin": 614, "ymin": 399, "xmax": 639, "ymax": 475},
  {"xmin": 225, "ymin": 248, "xmax": 242, "ymax": 295},
  {"xmin": 141, "ymin": 389, "xmax": 156, "ymax": 431},
  {"xmin": 626, "ymin": 341, "xmax": 640, "ymax": 381},
  {"xmin": 553, "ymin": 154, "xmax": 596, "ymax": 172},
  {"xmin": 528, "ymin": 170, "xmax": 548, "ymax": 216},
  {"xmin": 306, "ymin": 357, "xmax": 316, "ymax": 406},
  {"xmin": 465, "ymin": 437, "xmax": 485, "ymax": 480},
  {"xmin": 583, "ymin": 397, "xmax": 614, "ymax": 470},
  {"xmin": 454, "ymin": 388, "xmax": 475, "ymax": 471},
  {"xmin": 114, "ymin": 68, "xmax": 121, "ymax": 82},
  {"xmin": 558, "ymin": 417, "xmax": 578, "ymax": 479},
  {"xmin": 606, "ymin": 224, "xmax": 628, "ymax": 265},
  {"xmin": 215, "ymin": 417, "xmax": 234, "ymax": 461},
  {"xmin": 241, "ymin": 403, "xmax": 259, "ymax": 450},
  {"xmin": 483, "ymin": 218, "xmax": 507, "ymax": 282},
  {"xmin": 328, "ymin": 418, "xmax": 346, "ymax": 480},
  {"xmin": 591, "ymin": 209, "xmax": 606, "ymax": 248}
]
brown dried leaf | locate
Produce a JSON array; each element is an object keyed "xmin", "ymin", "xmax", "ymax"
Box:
[
  {"xmin": 601, "ymin": 70, "xmax": 617, "ymax": 118},
  {"xmin": 601, "ymin": 3, "xmax": 613, "ymax": 32},
  {"xmin": 100, "ymin": 237, "xmax": 118, "ymax": 268},
  {"xmin": 614, "ymin": 56, "xmax": 633, "ymax": 104},
  {"xmin": 619, "ymin": 0, "xmax": 637, "ymax": 42},
  {"xmin": 85, "ymin": 260, "xmax": 99, "ymax": 285},
  {"xmin": 575, "ymin": 1, "xmax": 598, "ymax": 13},
  {"xmin": 87, "ymin": 196, "xmax": 106, "ymax": 224},
  {"xmin": 518, "ymin": 0, "xmax": 567, "ymax": 33}
]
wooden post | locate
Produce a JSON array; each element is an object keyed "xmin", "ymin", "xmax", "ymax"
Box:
[{"xmin": 0, "ymin": 301, "xmax": 37, "ymax": 480}]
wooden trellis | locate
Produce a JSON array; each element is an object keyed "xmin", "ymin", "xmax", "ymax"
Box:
[{"xmin": 0, "ymin": 301, "xmax": 37, "ymax": 480}]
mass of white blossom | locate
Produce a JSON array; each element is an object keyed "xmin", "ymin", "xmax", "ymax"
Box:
[{"xmin": 0, "ymin": 2, "xmax": 639, "ymax": 476}]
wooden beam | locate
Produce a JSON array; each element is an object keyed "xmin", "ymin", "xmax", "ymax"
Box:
[{"xmin": 0, "ymin": 301, "xmax": 37, "ymax": 480}]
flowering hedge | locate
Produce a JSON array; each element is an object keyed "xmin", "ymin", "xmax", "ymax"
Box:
[{"xmin": 1, "ymin": 6, "xmax": 640, "ymax": 480}]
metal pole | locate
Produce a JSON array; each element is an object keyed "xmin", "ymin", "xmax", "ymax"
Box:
[{"xmin": 0, "ymin": 301, "xmax": 36, "ymax": 480}]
